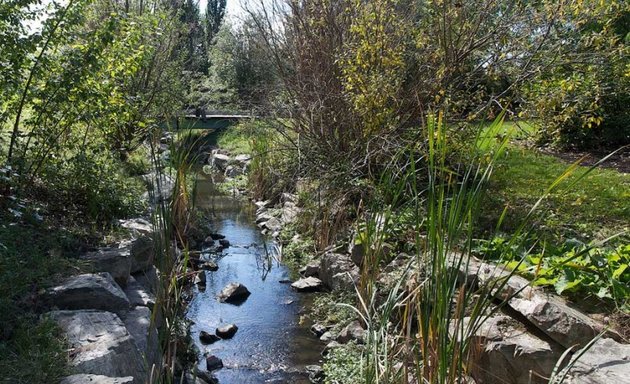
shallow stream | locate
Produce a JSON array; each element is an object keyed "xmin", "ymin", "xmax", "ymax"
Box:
[{"xmin": 186, "ymin": 174, "xmax": 324, "ymax": 383}]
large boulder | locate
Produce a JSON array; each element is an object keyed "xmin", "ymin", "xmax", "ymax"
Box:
[
  {"xmin": 464, "ymin": 316, "xmax": 561, "ymax": 384},
  {"xmin": 79, "ymin": 248, "xmax": 131, "ymax": 287},
  {"xmin": 217, "ymin": 282, "xmax": 250, "ymax": 304},
  {"xmin": 60, "ymin": 374, "xmax": 134, "ymax": 384},
  {"xmin": 565, "ymin": 337, "xmax": 630, "ymax": 383},
  {"xmin": 122, "ymin": 306, "xmax": 159, "ymax": 370},
  {"xmin": 459, "ymin": 257, "xmax": 618, "ymax": 349},
  {"xmin": 45, "ymin": 273, "xmax": 130, "ymax": 315},
  {"xmin": 48, "ymin": 310, "xmax": 146, "ymax": 383}
]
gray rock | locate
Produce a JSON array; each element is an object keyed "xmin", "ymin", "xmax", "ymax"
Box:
[
  {"xmin": 291, "ymin": 277, "xmax": 323, "ymax": 292},
  {"xmin": 199, "ymin": 331, "xmax": 220, "ymax": 344},
  {"xmin": 465, "ymin": 316, "xmax": 561, "ymax": 384},
  {"xmin": 48, "ymin": 310, "xmax": 145, "ymax": 383},
  {"xmin": 119, "ymin": 218, "xmax": 153, "ymax": 237},
  {"xmin": 310, "ymin": 323, "xmax": 331, "ymax": 337},
  {"xmin": 322, "ymin": 341, "xmax": 343, "ymax": 356},
  {"xmin": 234, "ymin": 154, "xmax": 252, "ymax": 163},
  {"xmin": 210, "ymin": 153, "xmax": 230, "ymax": 171},
  {"xmin": 218, "ymin": 239, "xmax": 230, "ymax": 248},
  {"xmin": 205, "ymin": 355, "xmax": 224, "ymax": 371},
  {"xmin": 305, "ymin": 365, "xmax": 324, "ymax": 383},
  {"xmin": 319, "ymin": 252, "xmax": 357, "ymax": 291},
  {"xmin": 337, "ymin": 320, "xmax": 366, "ymax": 344},
  {"xmin": 124, "ymin": 275, "xmax": 155, "ymax": 309},
  {"xmin": 122, "ymin": 306, "xmax": 159, "ymax": 369},
  {"xmin": 349, "ymin": 241, "xmax": 366, "ymax": 267},
  {"xmin": 129, "ymin": 236, "xmax": 154, "ymax": 273},
  {"xmin": 299, "ymin": 262, "xmax": 320, "ymax": 278},
  {"xmin": 203, "ymin": 236, "xmax": 215, "ymax": 246},
  {"xmin": 45, "ymin": 273, "xmax": 130, "ymax": 315},
  {"xmin": 208, "ymin": 233, "xmax": 226, "ymax": 240},
  {"xmin": 132, "ymin": 266, "xmax": 160, "ymax": 295},
  {"xmin": 200, "ymin": 261, "xmax": 219, "ymax": 271},
  {"xmin": 263, "ymin": 217, "xmax": 282, "ymax": 232},
  {"xmin": 60, "ymin": 374, "xmax": 134, "ymax": 384},
  {"xmin": 331, "ymin": 269, "xmax": 360, "ymax": 292},
  {"xmin": 216, "ymin": 324, "xmax": 238, "ymax": 339},
  {"xmin": 281, "ymin": 202, "xmax": 300, "ymax": 224},
  {"xmin": 79, "ymin": 248, "xmax": 131, "ymax": 287},
  {"xmin": 194, "ymin": 271, "xmax": 206, "ymax": 285},
  {"xmin": 320, "ymin": 331, "xmax": 335, "ymax": 342},
  {"xmin": 217, "ymin": 282, "xmax": 250, "ymax": 303},
  {"xmin": 565, "ymin": 337, "xmax": 630, "ymax": 383},
  {"xmin": 461, "ymin": 257, "xmax": 618, "ymax": 349}
]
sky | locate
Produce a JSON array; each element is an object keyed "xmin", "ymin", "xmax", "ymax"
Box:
[{"xmin": 199, "ymin": 0, "xmax": 246, "ymax": 20}]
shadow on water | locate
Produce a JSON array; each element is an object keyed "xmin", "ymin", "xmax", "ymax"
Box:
[{"xmin": 187, "ymin": 173, "xmax": 324, "ymax": 383}]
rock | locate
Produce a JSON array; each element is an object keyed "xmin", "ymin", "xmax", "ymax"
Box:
[
  {"xmin": 322, "ymin": 341, "xmax": 342, "ymax": 356},
  {"xmin": 310, "ymin": 323, "xmax": 331, "ymax": 337},
  {"xmin": 129, "ymin": 236, "xmax": 154, "ymax": 273},
  {"xmin": 205, "ymin": 355, "xmax": 224, "ymax": 371},
  {"xmin": 119, "ymin": 218, "xmax": 153, "ymax": 237},
  {"xmin": 132, "ymin": 266, "xmax": 160, "ymax": 294},
  {"xmin": 305, "ymin": 365, "xmax": 324, "ymax": 383},
  {"xmin": 234, "ymin": 154, "xmax": 252, "ymax": 163},
  {"xmin": 255, "ymin": 212, "xmax": 274, "ymax": 224},
  {"xmin": 208, "ymin": 233, "xmax": 226, "ymax": 240},
  {"xmin": 194, "ymin": 271, "xmax": 206, "ymax": 285},
  {"xmin": 254, "ymin": 200, "xmax": 271, "ymax": 209},
  {"xmin": 281, "ymin": 202, "xmax": 300, "ymax": 224},
  {"xmin": 461, "ymin": 257, "xmax": 618, "ymax": 349},
  {"xmin": 60, "ymin": 374, "xmax": 134, "ymax": 384},
  {"xmin": 465, "ymin": 316, "xmax": 561, "ymax": 384},
  {"xmin": 319, "ymin": 252, "xmax": 356, "ymax": 291},
  {"xmin": 218, "ymin": 239, "xmax": 230, "ymax": 248},
  {"xmin": 203, "ymin": 236, "xmax": 215, "ymax": 246},
  {"xmin": 45, "ymin": 273, "xmax": 130, "ymax": 315},
  {"xmin": 291, "ymin": 277, "xmax": 323, "ymax": 292},
  {"xmin": 210, "ymin": 153, "xmax": 230, "ymax": 171},
  {"xmin": 122, "ymin": 306, "xmax": 159, "ymax": 369},
  {"xmin": 217, "ymin": 282, "xmax": 250, "ymax": 303},
  {"xmin": 124, "ymin": 275, "xmax": 155, "ymax": 309},
  {"xmin": 263, "ymin": 217, "xmax": 282, "ymax": 232},
  {"xmin": 200, "ymin": 261, "xmax": 219, "ymax": 271},
  {"xmin": 48, "ymin": 310, "xmax": 145, "ymax": 383},
  {"xmin": 299, "ymin": 262, "xmax": 320, "ymax": 278},
  {"xmin": 79, "ymin": 248, "xmax": 132, "ymax": 287},
  {"xmin": 216, "ymin": 324, "xmax": 238, "ymax": 339},
  {"xmin": 199, "ymin": 331, "xmax": 220, "ymax": 344},
  {"xmin": 337, "ymin": 320, "xmax": 366, "ymax": 344},
  {"xmin": 565, "ymin": 337, "xmax": 630, "ymax": 383},
  {"xmin": 349, "ymin": 241, "xmax": 366, "ymax": 267},
  {"xmin": 320, "ymin": 331, "xmax": 335, "ymax": 342},
  {"xmin": 331, "ymin": 269, "xmax": 360, "ymax": 292}
]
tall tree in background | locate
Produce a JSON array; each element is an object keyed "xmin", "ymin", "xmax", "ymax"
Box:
[
  {"xmin": 205, "ymin": 0, "xmax": 227, "ymax": 44},
  {"xmin": 179, "ymin": 0, "xmax": 208, "ymax": 73}
]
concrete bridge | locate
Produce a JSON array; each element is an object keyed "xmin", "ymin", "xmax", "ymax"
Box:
[{"xmin": 174, "ymin": 114, "xmax": 254, "ymax": 130}]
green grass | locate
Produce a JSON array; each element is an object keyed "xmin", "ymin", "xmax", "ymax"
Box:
[{"xmin": 482, "ymin": 147, "xmax": 629, "ymax": 242}]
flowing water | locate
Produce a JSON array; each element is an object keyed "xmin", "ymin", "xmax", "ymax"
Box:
[{"xmin": 186, "ymin": 173, "xmax": 324, "ymax": 383}]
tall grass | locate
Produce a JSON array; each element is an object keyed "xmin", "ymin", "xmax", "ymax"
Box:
[
  {"xmin": 146, "ymin": 127, "xmax": 201, "ymax": 383},
  {"xmin": 349, "ymin": 113, "xmax": 613, "ymax": 383}
]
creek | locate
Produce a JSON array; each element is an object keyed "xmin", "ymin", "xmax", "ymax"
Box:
[{"xmin": 186, "ymin": 173, "xmax": 324, "ymax": 383}]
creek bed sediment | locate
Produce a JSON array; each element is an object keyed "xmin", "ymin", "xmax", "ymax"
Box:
[{"xmin": 186, "ymin": 174, "xmax": 324, "ymax": 383}]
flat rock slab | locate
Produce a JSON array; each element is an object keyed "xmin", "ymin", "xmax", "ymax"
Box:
[
  {"xmin": 119, "ymin": 218, "xmax": 153, "ymax": 237},
  {"xmin": 45, "ymin": 273, "xmax": 130, "ymax": 315},
  {"xmin": 566, "ymin": 338, "xmax": 630, "ymax": 383},
  {"xmin": 48, "ymin": 310, "xmax": 145, "ymax": 383},
  {"xmin": 61, "ymin": 374, "xmax": 134, "ymax": 384},
  {"xmin": 79, "ymin": 248, "xmax": 131, "ymax": 287},
  {"xmin": 291, "ymin": 277, "xmax": 323, "ymax": 292},
  {"xmin": 217, "ymin": 282, "xmax": 250, "ymax": 304}
]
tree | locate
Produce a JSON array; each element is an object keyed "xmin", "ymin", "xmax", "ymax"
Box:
[{"xmin": 205, "ymin": 0, "xmax": 226, "ymax": 44}]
